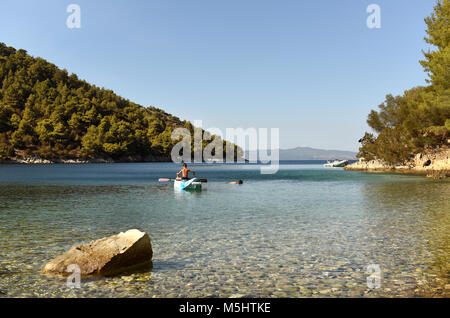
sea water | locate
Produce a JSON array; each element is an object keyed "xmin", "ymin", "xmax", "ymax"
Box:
[{"xmin": 0, "ymin": 162, "xmax": 448, "ymax": 297}]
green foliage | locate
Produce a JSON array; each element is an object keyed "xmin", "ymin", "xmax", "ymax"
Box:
[
  {"xmin": 358, "ymin": 1, "xmax": 450, "ymax": 164},
  {"xmin": 0, "ymin": 42, "xmax": 239, "ymax": 161},
  {"xmin": 420, "ymin": 0, "xmax": 450, "ymax": 90},
  {"xmin": 356, "ymin": 132, "xmax": 376, "ymax": 161}
]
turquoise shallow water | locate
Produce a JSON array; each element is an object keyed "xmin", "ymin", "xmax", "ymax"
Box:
[{"xmin": 0, "ymin": 162, "xmax": 449, "ymax": 297}]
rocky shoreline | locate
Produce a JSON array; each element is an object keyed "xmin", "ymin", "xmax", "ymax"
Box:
[
  {"xmin": 344, "ymin": 148, "xmax": 450, "ymax": 179},
  {"xmin": 1, "ymin": 155, "xmax": 247, "ymax": 164},
  {"xmin": 1, "ymin": 155, "xmax": 172, "ymax": 164}
]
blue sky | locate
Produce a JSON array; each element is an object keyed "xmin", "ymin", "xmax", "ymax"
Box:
[{"xmin": 0, "ymin": 0, "xmax": 436, "ymax": 151}]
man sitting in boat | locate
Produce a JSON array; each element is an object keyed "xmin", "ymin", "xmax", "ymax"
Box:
[{"xmin": 176, "ymin": 163, "xmax": 195, "ymax": 180}]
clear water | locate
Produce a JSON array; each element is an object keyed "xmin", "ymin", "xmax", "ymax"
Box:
[{"xmin": 0, "ymin": 162, "xmax": 448, "ymax": 297}]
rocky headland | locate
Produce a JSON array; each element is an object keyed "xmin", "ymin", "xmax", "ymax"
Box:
[{"xmin": 345, "ymin": 148, "xmax": 450, "ymax": 179}]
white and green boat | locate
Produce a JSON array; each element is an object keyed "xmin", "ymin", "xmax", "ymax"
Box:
[{"xmin": 174, "ymin": 178, "xmax": 203, "ymax": 191}]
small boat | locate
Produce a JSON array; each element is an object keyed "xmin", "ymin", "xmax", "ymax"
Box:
[
  {"xmin": 174, "ymin": 178, "xmax": 203, "ymax": 191},
  {"xmin": 205, "ymin": 158, "xmax": 224, "ymax": 163},
  {"xmin": 323, "ymin": 159, "xmax": 349, "ymax": 168}
]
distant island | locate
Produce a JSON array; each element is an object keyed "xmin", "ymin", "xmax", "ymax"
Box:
[
  {"xmin": 346, "ymin": 1, "xmax": 449, "ymax": 178},
  {"xmin": 246, "ymin": 147, "xmax": 356, "ymax": 161}
]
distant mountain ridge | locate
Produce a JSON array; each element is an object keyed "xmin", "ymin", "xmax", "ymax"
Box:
[{"xmin": 246, "ymin": 147, "xmax": 357, "ymax": 160}]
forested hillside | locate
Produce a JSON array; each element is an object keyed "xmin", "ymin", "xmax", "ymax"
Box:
[
  {"xmin": 357, "ymin": 0, "xmax": 450, "ymax": 164},
  {"xmin": 0, "ymin": 43, "xmax": 231, "ymax": 162}
]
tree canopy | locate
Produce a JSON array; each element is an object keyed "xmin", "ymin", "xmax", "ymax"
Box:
[
  {"xmin": 358, "ymin": 0, "xmax": 450, "ymax": 164},
  {"xmin": 0, "ymin": 43, "xmax": 234, "ymax": 162}
]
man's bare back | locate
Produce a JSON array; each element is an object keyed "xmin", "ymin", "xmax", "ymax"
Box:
[{"xmin": 176, "ymin": 163, "xmax": 195, "ymax": 180}]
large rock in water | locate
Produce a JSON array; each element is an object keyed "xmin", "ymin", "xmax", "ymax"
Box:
[{"xmin": 42, "ymin": 229, "xmax": 152, "ymax": 277}]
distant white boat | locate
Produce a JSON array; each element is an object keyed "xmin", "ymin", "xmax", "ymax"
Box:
[
  {"xmin": 205, "ymin": 158, "xmax": 224, "ymax": 163},
  {"xmin": 323, "ymin": 159, "xmax": 349, "ymax": 168}
]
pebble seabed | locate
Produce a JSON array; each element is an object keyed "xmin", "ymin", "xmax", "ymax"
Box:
[
  {"xmin": 0, "ymin": 165, "xmax": 449, "ymax": 298},
  {"xmin": 2, "ymin": 219, "xmax": 449, "ymax": 298}
]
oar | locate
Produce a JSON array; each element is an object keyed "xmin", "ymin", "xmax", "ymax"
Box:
[
  {"xmin": 158, "ymin": 178, "xmax": 208, "ymax": 183},
  {"xmin": 158, "ymin": 178, "xmax": 174, "ymax": 182}
]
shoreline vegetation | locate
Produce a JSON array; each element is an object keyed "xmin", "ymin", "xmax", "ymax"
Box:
[
  {"xmin": 0, "ymin": 44, "xmax": 242, "ymax": 164},
  {"xmin": 352, "ymin": 1, "xmax": 449, "ymax": 178}
]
